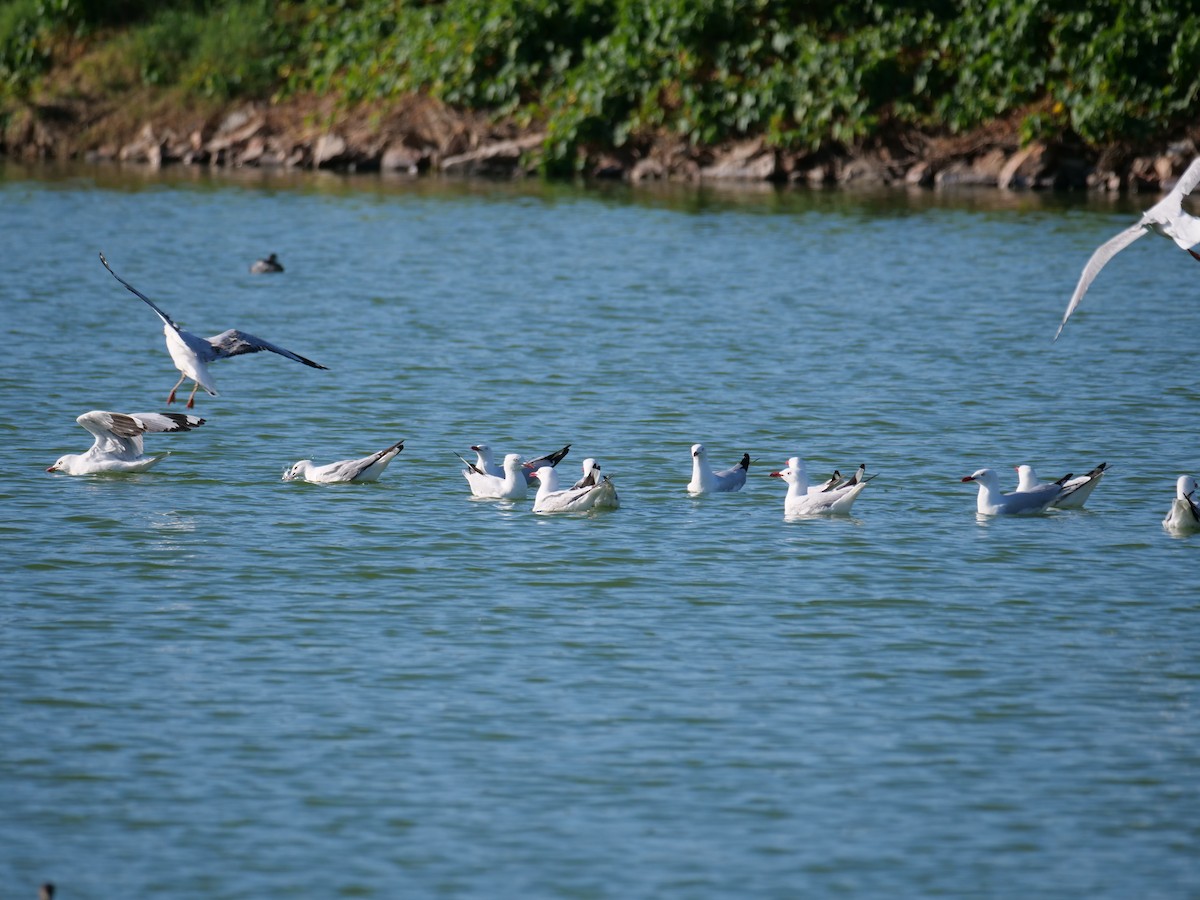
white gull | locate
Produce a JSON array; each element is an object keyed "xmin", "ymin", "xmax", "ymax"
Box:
[
  {"xmin": 283, "ymin": 440, "xmax": 404, "ymax": 483},
  {"xmin": 1056, "ymin": 156, "xmax": 1200, "ymax": 339},
  {"xmin": 1163, "ymin": 475, "xmax": 1200, "ymax": 534},
  {"xmin": 101, "ymin": 252, "xmax": 327, "ymax": 408},
  {"xmin": 47, "ymin": 410, "xmax": 206, "ymax": 475},
  {"xmin": 1016, "ymin": 462, "xmax": 1108, "ymax": 509},
  {"xmin": 531, "ymin": 465, "xmax": 618, "ymax": 513},
  {"xmin": 769, "ymin": 456, "xmax": 871, "ymax": 516},
  {"xmin": 463, "ymin": 452, "xmax": 528, "ymax": 499},
  {"xmin": 462, "ymin": 442, "xmax": 570, "ymax": 485},
  {"xmin": 961, "ymin": 467, "xmax": 1062, "ymax": 515},
  {"xmin": 687, "ymin": 443, "xmax": 749, "ymax": 494}
]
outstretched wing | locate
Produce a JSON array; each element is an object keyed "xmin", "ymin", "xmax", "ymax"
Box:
[
  {"xmin": 76, "ymin": 410, "xmax": 205, "ymax": 459},
  {"xmin": 205, "ymin": 329, "xmax": 328, "ymax": 369},
  {"xmin": 99, "ymin": 252, "xmax": 180, "ymax": 332},
  {"xmin": 1169, "ymin": 156, "xmax": 1200, "ymax": 201},
  {"xmin": 1054, "ymin": 223, "xmax": 1147, "ymax": 340}
]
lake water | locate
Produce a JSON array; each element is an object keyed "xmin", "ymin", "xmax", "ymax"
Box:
[{"xmin": 2, "ymin": 162, "xmax": 1198, "ymax": 898}]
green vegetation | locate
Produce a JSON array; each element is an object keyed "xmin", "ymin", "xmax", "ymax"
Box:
[{"xmin": 3, "ymin": 0, "xmax": 1198, "ymax": 169}]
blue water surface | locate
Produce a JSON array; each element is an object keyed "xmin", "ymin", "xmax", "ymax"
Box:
[{"xmin": 1, "ymin": 163, "xmax": 1198, "ymax": 898}]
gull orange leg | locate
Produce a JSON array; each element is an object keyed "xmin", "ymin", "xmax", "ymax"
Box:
[
  {"xmin": 1189, "ymin": 248, "xmax": 1200, "ymax": 261},
  {"xmin": 185, "ymin": 381, "xmax": 201, "ymax": 409},
  {"xmin": 166, "ymin": 372, "xmax": 187, "ymax": 404}
]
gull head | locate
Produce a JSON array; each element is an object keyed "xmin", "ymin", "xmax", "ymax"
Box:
[
  {"xmin": 282, "ymin": 461, "xmax": 310, "ymax": 482},
  {"xmin": 1015, "ymin": 464, "xmax": 1039, "ymax": 491},
  {"xmin": 691, "ymin": 443, "xmax": 705, "ymax": 459},
  {"xmin": 769, "ymin": 457, "xmax": 805, "ymax": 484},
  {"xmin": 961, "ymin": 468, "xmax": 999, "ymax": 488},
  {"xmin": 1177, "ymin": 475, "xmax": 1198, "ymax": 500}
]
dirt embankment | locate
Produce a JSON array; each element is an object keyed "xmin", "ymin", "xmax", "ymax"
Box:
[{"xmin": 4, "ymin": 90, "xmax": 1197, "ymax": 192}]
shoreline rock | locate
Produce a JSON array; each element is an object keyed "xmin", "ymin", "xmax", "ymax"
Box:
[{"xmin": 3, "ymin": 94, "xmax": 1197, "ymax": 193}]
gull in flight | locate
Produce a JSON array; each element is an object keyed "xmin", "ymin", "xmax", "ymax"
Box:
[
  {"xmin": 100, "ymin": 252, "xmax": 327, "ymax": 407},
  {"xmin": 1016, "ymin": 462, "xmax": 1108, "ymax": 509},
  {"xmin": 769, "ymin": 457, "xmax": 873, "ymax": 516},
  {"xmin": 1056, "ymin": 157, "xmax": 1200, "ymax": 339},
  {"xmin": 282, "ymin": 440, "xmax": 404, "ymax": 483},
  {"xmin": 1163, "ymin": 475, "xmax": 1200, "ymax": 534},
  {"xmin": 460, "ymin": 442, "xmax": 570, "ymax": 485},
  {"xmin": 960, "ymin": 467, "xmax": 1062, "ymax": 516},
  {"xmin": 687, "ymin": 443, "xmax": 750, "ymax": 494},
  {"xmin": 47, "ymin": 409, "xmax": 206, "ymax": 475}
]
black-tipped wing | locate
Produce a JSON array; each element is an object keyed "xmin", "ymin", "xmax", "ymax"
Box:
[
  {"xmin": 525, "ymin": 444, "xmax": 570, "ymax": 470},
  {"xmin": 342, "ymin": 440, "xmax": 404, "ymax": 480},
  {"xmin": 78, "ymin": 410, "xmax": 205, "ymax": 440},
  {"xmin": 204, "ymin": 329, "xmax": 328, "ymax": 369},
  {"xmin": 456, "ymin": 452, "xmax": 484, "ymax": 475},
  {"xmin": 99, "ymin": 251, "xmax": 180, "ymax": 332},
  {"xmin": 76, "ymin": 410, "xmax": 205, "ymax": 459}
]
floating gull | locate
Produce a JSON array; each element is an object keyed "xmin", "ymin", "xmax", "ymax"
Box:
[
  {"xmin": 1016, "ymin": 462, "xmax": 1108, "ymax": 509},
  {"xmin": 250, "ymin": 253, "xmax": 284, "ymax": 274},
  {"xmin": 1163, "ymin": 475, "xmax": 1200, "ymax": 534},
  {"xmin": 283, "ymin": 440, "xmax": 404, "ymax": 483},
  {"xmin": 463, "ymin": 452, "xmax": 528, "ymax": 499},
  {"xmin": 47, "ymin": 409, "xmax": 206, "ymax": 475},
  {"xmin": 570, "ymin": 457, "xmax": 620, "ymax": 507},
  {"xmin": 531, "ymin": 465, "xmax": 618, "ymax": 513},
  {"xmin": 462, "ymin": 442, "xmax": 570, "ymax": 485},
  {"xmin": 100, "ymin": 252, "xmax": 327, "ymax": 408},
  {"xmin": 961, "ymin": 467, "xmax": 1062, "ymax": 516},
  {"xmin": 1056, "ymin": 156, "xmax": 1200, "ymax": 339},
  {"xmin": 769, "ymin": 456, "xmax": 871, "ymax": 516},
  {"xmin": 687, "ymin": 443, "xmax": 749, "ymax": 494}
]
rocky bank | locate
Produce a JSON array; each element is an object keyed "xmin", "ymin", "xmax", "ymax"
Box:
[{"xmin": 4, "ymin": 91, "xmax": 1198, "ymax": 193}]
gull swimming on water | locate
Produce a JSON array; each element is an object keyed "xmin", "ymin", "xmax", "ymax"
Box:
[
  {"xmin": 570, "ymin": 457, "xmax": 620, "ymax": 507},
  {"xmin": 961, "ymin": 467, "xmax": 1062, "ymax": 516},
  {"xmin": 462, "ymin": 452, "xmax": 528, "ymax": 499},
  {"xmin": 47, "ymin": 409, "xmax": 206, "ymax": 475},
  {"xmin": 1163, "ymin": 475, "xmax": 1200, "ymax": 534},
  {"xmin": 1016, "ymin": 462, "xmax": 1108, "ymax": 509},
  {"xmin": 1056, "ymin": 156, "xmax": 1200, "ymax": 339},
  {"xmin": 250, "ymin": 253, "xmax": 284, "ymax": 273},
  {"xmin": 100, "ymin": 252, "xmax": 327, "ymax": 408},
  {"xmin": 282, "ymin": 440, "xmax": 404, "ymax": 483},
  {"xmin": 530, "ymin": 465, "xmax": 619, "ymax": 513},
  {"xmin": 687, "ymin": 443, "xmax": 750, "ymax": 494},
  {"xmin": 769, "ymin": 457, "xmax": 871, "ymax": 516},
  {"xmin": 461, "ymin": 442, "xmax": 570, "ymax": 485}
]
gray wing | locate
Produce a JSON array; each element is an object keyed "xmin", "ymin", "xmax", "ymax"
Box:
[
  {"xmin": 205, "ymin": 329, "xmax": 328, "ymax": 369},
  {"xmin": 1054, "ymin": 223, "xmax": 1147, "ymax": 340},
  {"xmin": 77, "ymin": 410, "xmax": 206, "ymax": 458},
  {"xmin": 99, "ymin": 252, "xmax": 180, "ymax": 332},
  {"xmin": 123, "ymin": 412, "xmax": 206, "ymax": 435},
  {"xmin": 338, "ymin": 440, "xmax": 405, "ymax": 481},
  {"xmin": 1006, "ymin": 484, "xmax": 1062, "ymax": 513}
]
